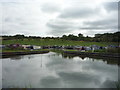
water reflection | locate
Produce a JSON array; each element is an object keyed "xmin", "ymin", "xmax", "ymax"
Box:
[
  {"xmin": 59, "ymin": 52, "xmax": 119, "ymax": 65},
  {"xmin": 2, "ymin": 52, "xmax": 119, "ymax": 88},
  {"xmin": 0, "ymin": 59, "xmax": 2, "ymax": 89},
  {"xmin": 10, "ymin": 56, "xmax": 24, "ymax": 60}
]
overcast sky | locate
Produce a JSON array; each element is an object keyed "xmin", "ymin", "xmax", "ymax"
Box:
[{"xmin": 0, "ymin": 0, "xmax": 119, "ymax": 37}]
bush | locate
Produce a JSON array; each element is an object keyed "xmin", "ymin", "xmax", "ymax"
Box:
[{"xmin": 106, "ymin": 47, "xmax": 120, "ymax": 53}]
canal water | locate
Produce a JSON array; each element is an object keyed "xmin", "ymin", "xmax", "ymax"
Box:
[{"xmin": 2, "ymin": 52, "xmax": 119, "ymax": 88}]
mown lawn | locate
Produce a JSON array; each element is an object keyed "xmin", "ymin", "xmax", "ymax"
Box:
[{"xmin": 2, "ymin": 39, "xmax": 118, "ymax": 46}]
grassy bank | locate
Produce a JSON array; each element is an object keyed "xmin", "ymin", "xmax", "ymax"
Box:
[
  {"xmin": 2, "ymin": 39, "xmax": 118, "ymax": 46},
  {"xmin": 64, "ymin": 48, "xmax": 120, "ymax": 53},
  {"xmin": 2, "ymin": 49, "xmax": 49, "ymax": 52},
  {"xmin": 1, "ymin": 49, "xmax": 49, "ymax": 58}
]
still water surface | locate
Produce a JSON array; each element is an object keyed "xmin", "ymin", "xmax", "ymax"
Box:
[{"xmin": 2, "ymin": 52, "xmax": 119, "ymax": 88}]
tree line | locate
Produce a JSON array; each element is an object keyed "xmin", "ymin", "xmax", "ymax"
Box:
[{"xmin": 1, "ymin": 31, "xmax": 120, "ymax": 42}]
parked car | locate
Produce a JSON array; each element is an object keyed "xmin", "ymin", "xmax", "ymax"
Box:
[
  {"xmin": 0, "ymin": 45, "xmax": 6, "ymax": 49},
  {"xmin": 7, "ymin": 44, "xmax": 23, "ymax": 49},
  {"xmin": 33, "ymin": 45, "xmax": 41, "ymax": 50}
]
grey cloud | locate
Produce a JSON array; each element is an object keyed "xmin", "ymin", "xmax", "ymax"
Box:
[
  {"xmin": 59, "ymin": 6, "xmax": 100, "ymax": 19},
  {"xmin": 4, "ymin": 17, "xmax": 34, "ymax": 26},
  {"xmin": 48, "ymin": 28, "xmax": 73, "ymax": 36},
  {"xmin": 47, "ymin": 23, "xmax": 72, "ymax": 30},
  {"xmin": 46, "ymin": 20, "xmax": 76, "ymax": 35},
  {"xmin": 79, "ymin": 25, "xmax": 117, "ymax": 30},
  {"xmin": 82, "ymin": 18, "xmax": 118, "ymax": 30},
  {"xmin": 46, "ymin": 2, "xmax": 118, "ymax": 36},
  {"xmin": 41, "ymin": 3, "xmax": 61, "ymax": 13},
  {"xmin": 79, "ymin": 26, "xmax": 112, "ymax": 30},
  {"xmin": 84, "ymin": 19, "xmax": 117, "ymax": 26},
  {"xmin": 2, "ymin": 29, "xmax": 30, "ymax": 35},
  {"xmin": 103, "ymin": 2, "xmax": 118, "ymax": 12},
  {"xmin": 47, "ymin": 17, "xmax": 117, "ymax": 36},
  {"xmin": 1, "ymin": 1, "xmax": 118, "ymax": 37},
  {"xmin": 2, "ymin": 30, "xmax": 11, "ymax": 35},
  {"xmin": 47, "ymin": 21, "xmax": 75, "ymax": 30},
  {"xmin": 4, "ymin": 17, "xmax": 23, "ymax": 22},
  {"xmin": 4, "ymin": 18, "xmax": 11, "ymax": 22},
  {"xmin": 2, "ymin": 22, "xmax": 32, "ymax": 35}
]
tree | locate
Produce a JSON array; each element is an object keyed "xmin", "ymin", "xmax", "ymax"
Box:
[
  {"xmin": 61, "ymin": 35, "xmax": 68, "ymax": 40},
  {"xmin": 78, "ymin": 33, "xmax": 83, "ymax": 37},
  {"xmin": 78, "ymin": 33, "xmax": 84, "ymax": 41},
  {"xmin": 14, "ymin": 34, "xmax": 25, "ymax": 40}
]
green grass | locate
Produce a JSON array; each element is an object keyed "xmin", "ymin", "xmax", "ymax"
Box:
[
  {"xmin": 63, "ymin": 49, "xmax": 78, "ymax": 51},
  {"xmin": 64, "ymin": 48, "xmax": 120, "ymax": 53},
  {"xmin": 2, "ymin": 39, "xmax": 118, "ymax": 46},
  {"xmin": 2, "ymin": 49, "xmax": 49, "ymax": 52}
]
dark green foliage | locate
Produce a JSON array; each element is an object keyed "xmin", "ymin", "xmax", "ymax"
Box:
[
  {"xmin": 1, "ymin": 31, "xmax": 120, "ymax": 42},
  {"xmin": 61, "ymin": 31, "xmax": 120, "ymax": 42},
  {"xmin": 93, "ymin": 32, "xmax": 120, "ymax": 42},
  {"xmin": 106, "ymin": 47, "xmax": 120, "ymax": 53}
]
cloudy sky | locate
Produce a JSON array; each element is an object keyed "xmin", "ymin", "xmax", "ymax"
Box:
[{"xmin": 0, "ymin": 0, "xmax": 119, "ymax": 37}]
